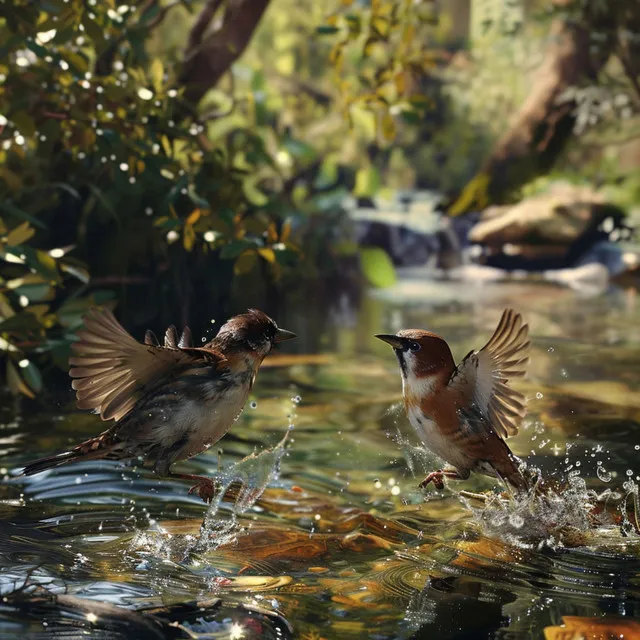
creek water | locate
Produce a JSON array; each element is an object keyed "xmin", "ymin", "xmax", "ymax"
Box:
[{"xmin": 1, "ymin": 278, "xmax": 639, "ymax": 638}]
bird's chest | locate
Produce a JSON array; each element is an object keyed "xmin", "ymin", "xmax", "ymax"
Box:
[
  {"xmin": 151, "ymin": 373, "xmax": 253, "ymax": 457},
  {"xmin": 186, "ymin": 378, "xmax": 251, "ymax": 446},
  {"xmin": 406, "ymin": 401, "xmax": 471, "ymax": 470}
]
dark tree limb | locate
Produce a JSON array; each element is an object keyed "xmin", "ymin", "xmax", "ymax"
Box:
[{"xmin": 179, "ymin": 0, "xmax": 272, "ymax": 107}]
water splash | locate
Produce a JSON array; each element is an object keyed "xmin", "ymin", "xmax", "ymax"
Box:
[
  {"xmin": 460, "ymin": 470, "xmax": 640, "ymax": 549},
  {"xmin": 194, "ymin": 427, "xmax": 292, "ymax": 552},
  {"xmin": 131, "ymin": 427, "xmax": 293, "ymax": 560}
]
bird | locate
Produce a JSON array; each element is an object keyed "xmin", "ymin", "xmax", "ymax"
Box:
[
  {"xmin": 376, "ymin": 308, "xmax": 531, "ymax": 493},
  {"xmin": 21, "ymin": 307, "xmax": 296, "ymax": 502}
]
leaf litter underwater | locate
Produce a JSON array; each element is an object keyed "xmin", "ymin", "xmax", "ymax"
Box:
[{"xmin": 1, "ymin": 285, "xmax": 640, "ymax": 638}]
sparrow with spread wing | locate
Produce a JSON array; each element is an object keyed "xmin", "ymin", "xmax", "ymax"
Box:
[
  {"xmin": 376, "ymin": 309, "xmax": 531, "ymax": 492},
  {"xmin": 21, "ymin": 308, "xmax": 296, "ymax": 502}
]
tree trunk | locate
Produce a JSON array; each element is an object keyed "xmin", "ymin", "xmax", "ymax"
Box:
[
  {"xmin": 179, "ymin": 0, "xmax": 272, "ymax": 107},
  {"xmin": 448, "ymin": 13, "xmax": 615, "ymax": 215}
]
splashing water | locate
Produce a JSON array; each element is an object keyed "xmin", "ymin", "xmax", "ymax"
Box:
[
  {"xmin": 460, "ymin": 470, "xmax": 640, "ymax": 550},
  {"xmin": 131, "ymin": 426, "xmax": 293, "ymax": 560},
  {"xmin": 194, "ymin": 426, "xmax": 292, "ymax": 552}
]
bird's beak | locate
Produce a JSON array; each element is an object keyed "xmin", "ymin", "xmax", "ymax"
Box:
[
  {"xmin": 375, "ymin": 334, "xmax": 405, "ymax": 349},
  {"xmin": 273, "ymin": 328, "xmax": 297, "ymax": 343}
]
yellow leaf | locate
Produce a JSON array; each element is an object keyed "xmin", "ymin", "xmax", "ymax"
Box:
[
  {"xmin": 183, "ymin": 223, "xmax": 196, "ymax": 251},
  {"xmin": 6, "ymin": 222, "xmax": 34, "ymax": 247},
  {"xmin": 186, "ymin": 209, "xmax": 202, "ymax": 225},
  {"xmin": 161, "ymin": 135, "xmax": 172, "ymax": 157},
  {"xmin": 448, "ymin": 173, "xmax": 490, "ymax": 217},
  {"xmin": 380, "ymin": 112, "xmax": 396, "ymax": 142},
  {"xmin": 275, "ymin": 53, "xmax": 295, "ymax": 75},
  {"xmin": 234, "ymin": 250, "xmax": 258, "ymax": 275},
  {"xmin": 394, "ymin": 72, "xmax": 406, "ymax": 96},
  {"xmin": 258, "ymin": 247, "xmax": 276, "ymax": 263},
  {"xmin": 267, "ymin": 222, "xmax": 278, "ymax": 244},
  {"xmin": 281, "ymin": 220, "xmax": 292, "ymax": 243},
  {"xmin": 136, "ymin": 159, "xmax": 145, "ymax": 174},
  {"xmin": 149, "ymin": 59, "xmax": 164, "ymax": 93},
  {"xmin": 401, "ymin": 24, "xmax": 415, "ymax": 53}
]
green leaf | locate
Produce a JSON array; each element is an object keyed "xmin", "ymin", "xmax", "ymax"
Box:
[
  {"xmin": 316, "ymin": 25, "xmax": 340, "ymax": 34},
  {"xmin": 11, "ymin": 111, "xmax": 36, "ymax": 137},
  {"xmin": 6, "ymin": 360, "xmax": 35, "ymax": 399},
  {"xmin": 220, "ymin": 238, "xmax": 255, "ymax": 259},
  {"xmin": 353, "ymin": 166, "xmax": 380, "ymax": 198},
  {"xmin": 20, "ymin": 360, "xmax": 43, "ymax": 394},
  {"xmin": 243, "ymin": 176, "xmax": 269, "ymax": 206},
  {"xmin": 359, "ymin": 247, "xmax": 396, "ymax": 288},
  {"xmin": 0, "ymin": 201, "xmax": 47, "ymax": 229},
  {"xmin": 20, "ymin": 247, "xmax": 61, "ymax": 284}
]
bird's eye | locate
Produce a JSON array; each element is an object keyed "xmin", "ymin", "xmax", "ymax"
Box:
[{"xmin": 408, "ymin": 342, "xmax": 421, "ymax": 352}]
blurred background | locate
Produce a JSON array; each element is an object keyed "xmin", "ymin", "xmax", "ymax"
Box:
[{"xmin": 1, "ymin": 0, "xmax": 640, "ymax": 395}]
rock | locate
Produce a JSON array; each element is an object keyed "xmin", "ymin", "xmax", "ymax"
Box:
[{"xmin": 467, "ymin": 182, "xmax": 631, "ymax": 272}]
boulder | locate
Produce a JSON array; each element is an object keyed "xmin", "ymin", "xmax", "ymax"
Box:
[{"xmin": 467, "ymin": 182, "xmax": 631, "ymax": 271}]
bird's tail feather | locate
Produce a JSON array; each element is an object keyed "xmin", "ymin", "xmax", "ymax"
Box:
[
  {"xmin": 20, "ymin": 435, "xmax": 114, "ymax": 476},
  {"xmin": 493, "ymin": 453, "xmax": 531, "ymax": 493}
]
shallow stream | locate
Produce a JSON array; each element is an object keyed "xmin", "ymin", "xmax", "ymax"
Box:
[{"xmin": 1, "ymin": 279, "xmax": 639, "ymax": 638}]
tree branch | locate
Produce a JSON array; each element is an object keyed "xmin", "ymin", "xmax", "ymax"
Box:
[
  {"xmin": 187, "ymin": 0, "xmax": 224, "ymax": 51},
  {"xmin": 179, "ymin": 0, "xmax": 272, "ymax": 107}
]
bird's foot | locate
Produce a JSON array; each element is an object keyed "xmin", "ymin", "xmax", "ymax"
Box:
[
  {"xmin": 419, "ymin": 469, "xmax": 460, "ymax": 491},
  {"xmin": 187, "ymin": 477, "xmax": 217, "ymax": 503},
  {"xmin": 170, "ymin": 473, "xmax": 218, "ymax": 503}
]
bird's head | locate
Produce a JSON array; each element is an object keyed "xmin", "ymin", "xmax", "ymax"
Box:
[
  {"xmin": 213, "ymin": 309, "xmax": 296, "ymax": 359},
  {"xmin": 375, "ymin": 330, "xmax": 455, "ymax": 386}
]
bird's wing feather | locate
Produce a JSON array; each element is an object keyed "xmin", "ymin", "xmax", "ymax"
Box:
[
  {"xmin": 68, "ymin": 308, "xmax": 226, "ymax": 422},
  {"xmin": 447, "ymin": 308, "xmax": 530, "ymax": 439}
]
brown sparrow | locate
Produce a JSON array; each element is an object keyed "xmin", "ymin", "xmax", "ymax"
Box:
[
  {"xmin": 376, "ymin": 309, "xmax": 531, "ymax": 492},
  {"xmin": 21, "ymin": 308, "xmax": 296, "ymax": 502}
]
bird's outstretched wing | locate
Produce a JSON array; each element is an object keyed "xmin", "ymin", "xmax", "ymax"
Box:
[
  {"xmin": 69, "ymin": 308, "xmax": 226, "ymax": 422},
  {"xmin": 447, "ymin": 308, "xmax": 530, "ymax": 439}
]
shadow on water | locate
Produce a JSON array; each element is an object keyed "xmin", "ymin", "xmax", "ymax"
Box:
[{"xmin": 1, "ymin": 278, "xmax": 640, "ymax": 638}]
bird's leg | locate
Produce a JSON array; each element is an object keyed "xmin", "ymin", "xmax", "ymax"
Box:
[
  {"xmin": 419, "ymin": 468, "xmax": 462, "ymax": 490},
  {"xmin": 171, "ymin": 473, "xmax": 218, "ymax": 503}
]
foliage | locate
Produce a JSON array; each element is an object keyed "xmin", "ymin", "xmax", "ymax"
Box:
[
  {"xmin": 0, "ymin": 0, "xmax": 310, "ymax": 396},
  {"xmin": 359, "ymin": 247, "xmax": 396, "ymax": 288}
]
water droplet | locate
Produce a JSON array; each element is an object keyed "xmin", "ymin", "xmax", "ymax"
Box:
[
  {"xmin": 597, "ymin": 466, "xmax": 612, "ymax": 482},
  {"xmin": 535, "ymin": 392, "xmax": 543, "ymax": 399},
  {"xmin": 626, "ymin": 469, "xmax": 634, "ymax": 477},
  {"xmin": 548, "ymin": 347, "xmax": 555, "ymax": 353},
  {"xmin": 635, "ymin": 445, "xmax": 639, "ymax": 451},
  {"xmin": 250, "ymin": 401, "xmax": 258, "ymax": 409}
]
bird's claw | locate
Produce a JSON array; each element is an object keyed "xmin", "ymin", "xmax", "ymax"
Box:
[
  {"xmin": 188, "ymin": 478, "xmax": 217, "ymax": 503},
  {"xmin": 419, "ymin": 470, "xmax": 445, "ymax": 490}
]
